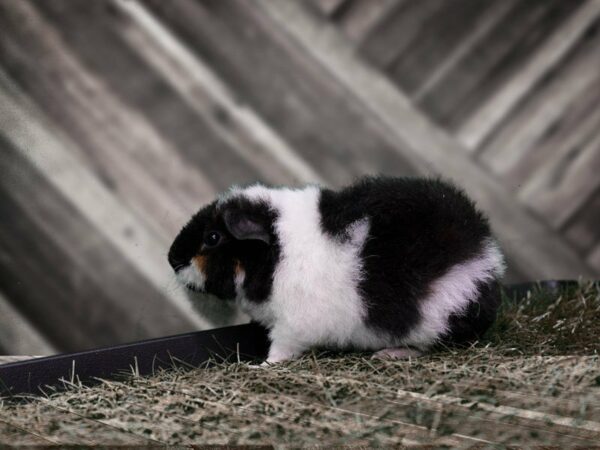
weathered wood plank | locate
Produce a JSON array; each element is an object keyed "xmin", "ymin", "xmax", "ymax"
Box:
[
  {"xmin": 518, "ymin": 125, "xmax": 600, "ymax": 230},
  {"xmin": 309, "ymin": 0, "xmax": 348, "ymax": 17},
  {"xmin": 0, "ymin": 291, "xmax": 55, "ymax": 356},
  {"xmin": 387, "ymin": 0, "xmax": 495, "ymax": 95},
  {"xmin": 0, "ymin": 2, "xmax": 314, "ymax": 346},
  {"xmin": 31, "ymin": 0, "xmax": 309, "ymax": 190},
  {"xmin": 0, "ymin": 136, "xmax": 199, "ymax": 351},
  {"xmin": 478, "ymin": 24, "xmax": 600, "ymax": 182},
  {"xmin": 259, "ymin": 0, "xmax": 596, "ymax": 280},
  {"xmin": 358, "ymin": 0, "xmax": 446, "ymax": 70},
  {"xmin": 563, "ymin": 187, "xmax": 600, "ymax": 256},
  {"xmin": 0, "ymin": 198, "xmax": 125, "ymax": 352},
  {"xmin": 144, "ymin": 0, "xmax": 423, "ymax": 188},
  {"xmin": 0, "ymin": 2, "xmax": 262, "ymax": 332},
  {"xmin": 410, "ymin": 0, "xmax": 516, "ymax": 102},
  {"xmin": 0, "ymin": 72, "xmax": 209, "ymax": 331},
  {"xmin": 588, "ymin": 241, "xmax": 600, "ymax": 272},
  {"xmin": 335, "ymin": 0, "xmax": 402, "ymax": 43},
  {"xmin": 114, "ymin": 0, "xmax": 322, "ymax": 186},
  {"xmin": 458, "ymin": 0, "xmax": 600, "ymax": 150},
  {"xmin": 483, "ymin": 81, "xmax": 600, "ymax": 193},
  {"xmin": 419, "ymin": 0, "xmax": 583, "ymax": 131},
  {"xmin": 0, "ymin": 0, "xmax": 214, "ymax": 240}
]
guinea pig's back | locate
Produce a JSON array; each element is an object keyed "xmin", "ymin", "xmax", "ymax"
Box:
[{"xmin": 320, "ymin": 176, "xmax": 505, "ymax": 348}]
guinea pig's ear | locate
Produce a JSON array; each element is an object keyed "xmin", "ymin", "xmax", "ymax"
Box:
[{"xmin": 223, "ymin": 208, "xmax": 271, "ymax": 244}]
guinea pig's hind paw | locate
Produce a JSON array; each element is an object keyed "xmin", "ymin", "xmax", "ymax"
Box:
[{"xmin": 372, "ymin": 348, "xmax": 422, "ymax": 360}]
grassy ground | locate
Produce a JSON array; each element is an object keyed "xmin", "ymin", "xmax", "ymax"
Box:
[{"xmin": 1, "ymin": 281, "xmax": 599, "ymax": 447}]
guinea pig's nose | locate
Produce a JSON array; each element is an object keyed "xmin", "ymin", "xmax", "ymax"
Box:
[{"xmin": 167, "ymin": 252, "xmax": 187, "ymax": 272}]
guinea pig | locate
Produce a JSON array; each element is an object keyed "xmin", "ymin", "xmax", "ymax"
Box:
[{"xmin": 168, "ymin": 176, "xmax": 505, "ymax": 363}]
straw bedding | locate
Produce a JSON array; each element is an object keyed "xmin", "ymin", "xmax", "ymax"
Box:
[{"xmin": 1, "ymin": 281, "xmax": 599, "ymax": 447}]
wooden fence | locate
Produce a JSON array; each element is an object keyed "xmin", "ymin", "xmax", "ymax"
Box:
[{"xmin": 0, "ymin": 0, "xmax": 598, "ymax": 355}]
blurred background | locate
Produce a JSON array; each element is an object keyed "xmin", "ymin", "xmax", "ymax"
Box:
[{"xmin": 0, "ymin": 0, "xmax": 599, "ymax": 356}]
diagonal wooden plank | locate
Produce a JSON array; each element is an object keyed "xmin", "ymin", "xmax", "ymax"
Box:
[
  {"xmin": 335, "ymin": 0, "xmax": 402, "ymax": 43},
  {"xmin": 417, "ymin": 0, "xmax": 582, "ymax": 131},
  {"xmin": 388, "ymin": 0, "xmax": 504, "ymax": 96},
  {"xmin": 0, "ymin": 291, "xmax": 56, "ymax": 356},
  {"xmin": 144, "ymin": 0, "xmax": 425, "ymax": 188},
  {"xmin": 0, "ymin": 76, "xmax": 209, "ymax": 333},
  {"xmin": 31, "ymin": 0, "xmax": 298, "ymax": 191},
  {"xmin": 411, "ymin": 0, "xmax": 515, "ymax": 102},
  {"xmin": 458, "ymin": 0, "xmax": 600, "ymax": 150},
  {"xmin": 518, "ymin": 129, "xmax": 600, "ymax": 229},
  {"xmin": 358, "ymin": 0, "xmax": 446, "ymax": 70},
  {"xmin": 114, "ymin": 0, "xmax": 322, "ymax": 186},
  {"xmin": 310, "ymin": 0, "xmax": 349, "ymax": 17},
  {"xmin": 0, "ymin": 0, "xmax": 215, "ymax": 239},
  {"xmin": 478, "ymin": 27, "xmax": 600, "ymax": 180},
  {"xmin": 563, "ymin": 186, "xmax": 600, "ymax": 256},
  {"xmin": 257, "ymin": 0, "xmax": 596, "ymax": 280},
  {"xmin": 0, "ymin": 0, "xmax": 247, "ymax": 329},
  {"xmin": 588, "ymin": 242, "xmax": 600, "ymax": 271},
  {"xmin": 0, "ymin": 136, "xmax": 206, "ymax": 350}
]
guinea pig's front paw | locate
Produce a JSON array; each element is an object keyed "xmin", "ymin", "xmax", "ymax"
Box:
[
  {"xmin": 265, "ymin": 341, "xmax": 304, "ymax": 364},
  {"xmin": 265, "ymin": 352, "xmax": 296, "ymax": 364},
  {"xmin": 245, "ymin": 359, "xmax": 283, "ymax": 369},
  {"xmin": 245, "ymin": 360, "xmax": 275, "ymax": 368},
  {"xmin": 372, "ymin": 347, "xmax": 422, "ymax": 360},
  {"xmin": 245, "ymin": 362, "xmax": 268, "ymax": 369}
]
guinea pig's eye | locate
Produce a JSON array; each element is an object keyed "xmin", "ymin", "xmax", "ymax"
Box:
[{"xmin": 203, "ymin": 231, "xmax": 221, "ymax": 248}]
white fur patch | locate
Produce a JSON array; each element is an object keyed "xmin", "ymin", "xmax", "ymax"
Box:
[
  {"xmin": 402, "ymin": 239, "xmax": 506, "ymax": 348},
  {"xmin": 235, "ymin": 267, "xmax": 277, "ymax": 326},
  {"xmin": 229, "ymin": 185, "xmax": 379, "ymax": 360},
  {"xmin": 176, "ymin": 261, "xmax": 206, "ymax": 291}
]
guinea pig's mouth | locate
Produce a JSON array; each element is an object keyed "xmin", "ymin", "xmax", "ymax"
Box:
[
  {"xmin": 173, "ymin": 264, "xmax": 187, "ymax": 273},
  {"xmin": 185, "ymin": 284, "xmax": 204, "ymax": 293},
  {"xmin": 175, "ymin": 262, "xmax": 206, "ymax": 293}
]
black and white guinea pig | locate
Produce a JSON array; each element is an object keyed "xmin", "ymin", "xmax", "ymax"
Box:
[{"xmin": 168, "ymin": 176, "xmax": 505, "ymax": 363}]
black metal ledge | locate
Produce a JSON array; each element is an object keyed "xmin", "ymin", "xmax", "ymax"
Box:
[
  {"xmin": 0, "ymin": 281, "xmax": 592, "ymax": 397},
  {"xmin": 0, "ymin": 322, "xmax": 270, "ymax": 398}
]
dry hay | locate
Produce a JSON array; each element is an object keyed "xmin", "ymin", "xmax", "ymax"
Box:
[{"xmin": 1, "ymin": 281, "xmax": 599, "ymax": 447}]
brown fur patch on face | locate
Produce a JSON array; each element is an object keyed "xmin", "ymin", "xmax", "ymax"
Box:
[
  {"xmin": 192, "ymin": 255, "xmax": 208, "ymax": 276},
  {"xmin": 234, "ymin": 259, "xmax": 243, "ymax": 276}
]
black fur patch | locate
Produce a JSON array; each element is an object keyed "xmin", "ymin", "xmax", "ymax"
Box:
[
  {"xmin": 168, "ymin": 200, "xmax": 217, "ymax": 271},
  {"xmin": 440, "ymin": 280, "xmax": 501, "ymax": 347},
  {"xmin": 319, "ymin": 176, "xmax": 496, "ymax": 341},
  {"xmin": 218, "ymin": 196, "xmax": 280, "ymax": 303}
]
